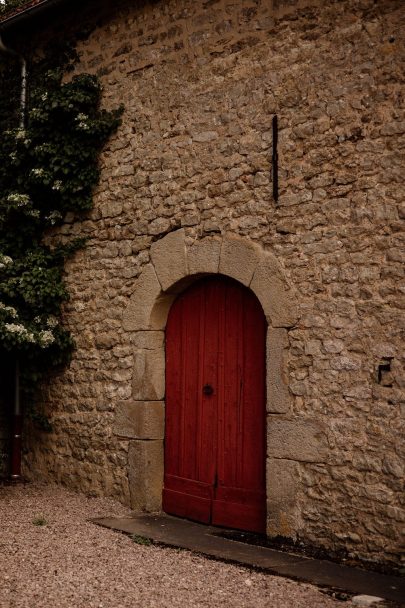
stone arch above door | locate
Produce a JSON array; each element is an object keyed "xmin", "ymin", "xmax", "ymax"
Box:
[
  {"xmin": 117, "ymin": 230, "xmax": 318, "ymax": 537},
  {"xmin": 122, "ymin": 229, "xmax": 298, "ymax": 333}
]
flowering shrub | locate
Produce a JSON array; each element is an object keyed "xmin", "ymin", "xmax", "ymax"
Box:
[
  {"xmin": 0, "ymin": 45, "xmax": 122, "ymax": 406},
  {"xmin": 0, "ymin": 0, "xmax": 29, "ymax": 16}
]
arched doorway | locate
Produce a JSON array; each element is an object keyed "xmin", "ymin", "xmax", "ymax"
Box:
[{"xmin": 163, "ymin": 276, "xmax": 267, "ymax": 533}]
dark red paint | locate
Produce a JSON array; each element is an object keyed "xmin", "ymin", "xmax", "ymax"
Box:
[{"xmin": 163, "ymin": 277, "xmax": 266, "ymax": 533}]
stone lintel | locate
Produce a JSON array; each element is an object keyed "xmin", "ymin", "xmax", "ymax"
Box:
[
  {"xmin": 267, "ymin": 327, "xmax": 290, "ymax": 413},
  {"xmin": 128, "ymin": 439, "xmax": 163, "ymax": 512},
  {"xmin": 113, "ymin": 400, "xmax": 164, "ymax": 439},
  {"xmin": 268, "ymin": 418, "xmax": 328, "ymax": 463}
]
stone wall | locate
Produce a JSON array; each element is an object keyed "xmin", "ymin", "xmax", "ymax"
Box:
[{"xmin": 15, "ymin": 0, "xmax": 405, "ymax": 568}]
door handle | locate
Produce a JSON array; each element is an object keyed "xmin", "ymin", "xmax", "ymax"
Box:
[{"xmin": 203, "ymin": 384, "xmax": 214, "ymax": 396}]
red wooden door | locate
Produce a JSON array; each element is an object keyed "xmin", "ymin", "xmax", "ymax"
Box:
[{"xmin": 163, "ymin": 277, "xmax": 266, "ymax": 533}]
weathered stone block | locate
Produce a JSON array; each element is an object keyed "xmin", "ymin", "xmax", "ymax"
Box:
[
  {"xmin": 192, "ymin": 131, "xmax": 218, "ymax": 142},
  {"xmin": 131, "ymin": 330, "xmax": 164, "ymax": 350},
  {"xmin": 250, "ymin": 253, "xmax": 298, "ymax": 327},
  {"xmin": 149, "ymin": 292, "xmax": 177, "ymax": 330},
  {"xmin": 128, "ymin": 440, "xmax": 163, "ymax": 512},
  {"xmin": 122, "ymin": 264, "xmax": 162, "ymax": 331},
  {"xmin": 266, "ymin": 458, "xmax": 300, "ymax": 538},
  {"xmin": 266, "ymin": 500, "xmax": 300, "ymax": 539},
  {"xmin": 267, "ymin": 328, "xmax": 290, "ymax": 413},
  {"xmin": 267, "ymin": 458, "xmax": 299, "ymax": 504},
  {"xmin": 113, "ymin": 400, "xmax": 164, "ymax": 439},
  {"xmin": 150, "ymin": 229, "xmax": 188, "ymax": 292},
  {"xmin": 219, "ymin": 236, "xmax": 261, "ymax": 286},
  {"xmin": 133, "ymin": 336, "xmax": 165, "ymax": 400},
  {"xmin": 187, "ymin": 237, "xmax": 221, "ymax": 275},
  {"xmin": 268, "ymin": 419, "xmax": 328, "ymax": 462}
]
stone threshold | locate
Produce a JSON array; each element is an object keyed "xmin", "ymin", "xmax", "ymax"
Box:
[{"xmin": 92, "ymin": 514, "xmax": 404, "ymax": 604}]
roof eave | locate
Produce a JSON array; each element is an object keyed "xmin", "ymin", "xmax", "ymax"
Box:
[{"xmin": 0, "ymin": 0, "xmax": 65, "ymax": 32}]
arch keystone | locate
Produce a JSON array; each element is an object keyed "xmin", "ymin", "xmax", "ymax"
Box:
[{"xmin": 187, "ymin": 236, "xmax": 221, "ymax": 275}]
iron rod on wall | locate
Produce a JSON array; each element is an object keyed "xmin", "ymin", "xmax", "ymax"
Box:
[{"xmin": 272, "ymin": 115, "xmax": 278, "ymax": 204}]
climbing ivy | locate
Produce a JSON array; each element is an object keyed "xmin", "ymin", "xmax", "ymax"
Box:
[{"xmin": 0, "ymin": 42, "xmax": 123, "ymax": 410}]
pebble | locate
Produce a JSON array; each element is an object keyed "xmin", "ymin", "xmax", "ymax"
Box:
[
  {"xmin": 0, "ymin": 483, "xmax": 358, "ymax": 608},
  {"xmin": 351, "ymin": 596, "xmax": 384, "ymax": 607}
]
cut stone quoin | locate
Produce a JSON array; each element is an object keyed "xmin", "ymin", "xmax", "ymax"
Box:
[{"xmin": 113, "ymin": 401, "xmax": 164, "ymax": 440}]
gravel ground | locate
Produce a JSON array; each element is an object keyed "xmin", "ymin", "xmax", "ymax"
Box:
[{"xmin": 0, "ymin": 482, "xmax": 355, "ymax": 608}]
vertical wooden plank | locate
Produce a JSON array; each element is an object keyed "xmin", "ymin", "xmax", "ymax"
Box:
[
  {"xmin": 203, "ymin": 280, "xmax": 220, "ymax": 485},
  {"xmin": 241, "ymin": 290, "xmax": 266, "ymax": 490},
  {"xmin": 181, "ymin": 287, "xmax": 202, "ymax": 481},
  {"xmin": 213, "ymin": 278, "xmax": 267, "ymax": 533},
  {"xmin": 164, "ymin": 276, "xmax": 266, "ymax": 532},
  {"xmin": 164, "ymin": 279, "xmax": 215, "ymax": 523},
  {"xmin": 164, "ymin": 296, "xmax": 180, "ymax": 477}
]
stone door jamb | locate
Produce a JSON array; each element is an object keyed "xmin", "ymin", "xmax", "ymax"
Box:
[{"xmin": 117, "ymin": 228, "xmax": 300, "ymax": 536}]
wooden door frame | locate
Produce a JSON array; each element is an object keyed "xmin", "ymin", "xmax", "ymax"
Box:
[{"xmin": 118, "ymin": 230, "xmax": 328, "ymax": 539}]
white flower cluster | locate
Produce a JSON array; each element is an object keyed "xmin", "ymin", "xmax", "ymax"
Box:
[
  {"xmin": 4, "ymin": 323, "xmax": 35, "ymax": 343},
  {"xmin": 38, "ymin": 329, "xmax": 55, "ymax": 348},
  {"xmin": 31, "ymin": 168, "xmax": 45, "ymax": 178},
  {"xmin": 30, "ymin": 107, "xmax": 46, "ymax": 120},
  {"xmin": 31, "ymin": 167, "xmax": 45, "ymax": 178},
  {"xmin": 75, "ymin": 112, "xmax": 91, "ymax": 131},
  {"xmin": 15, "ymin": 129, "xmax": 26, "ymax": 140},
  {"xmin": 0, "ymin": 302, "xmax": 17, "ymax": 317},
  {"xmin": 7, "ymin": 193, "xmax": 30, "ymax": 207},
  {"xmin": 46, "ymin": 211, "xmax": 62, "ymax": 225},
  {"xmin": 0, "ymin": 255, "xmax": 13, "ymax": 270},
  {"xmin": 11, "ymin": 128, "xmax": 31, "ymax": 147},
  {"xmin": 34, "ymin": 143, "xmax": 51, "ymax": 154},
  {"xmin": 1, "ymin": 318, "xmax": 56, "ymax": 347},
  {"xmin": 34, "ymin": 315, "xmax": 58, "ymax": 329},
  {"xmin": 52, "ymin": 180, "xmax": 63, "ymax": 191}
]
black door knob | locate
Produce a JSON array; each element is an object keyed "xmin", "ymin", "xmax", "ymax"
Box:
[{"xmin": 203, "ymin": 384, "xmax": 214, "ymax": 396}]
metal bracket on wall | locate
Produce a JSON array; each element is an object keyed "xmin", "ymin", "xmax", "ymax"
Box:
[{"xmin": 272, "ymin": 115, "xmax": 279, "ymax": 204}]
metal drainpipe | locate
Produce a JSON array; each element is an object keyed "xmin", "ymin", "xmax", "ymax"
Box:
[
  {"xmin": 0, "ymin": 34, "xmax": 27, "ymax": 481},
  {"xmin": 0, "ymin": 34, "xmax": 27, "ymax": 128},
  {"xmin": 10, "ymin": 359, "xmax": 22, "ymax": 480}
]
